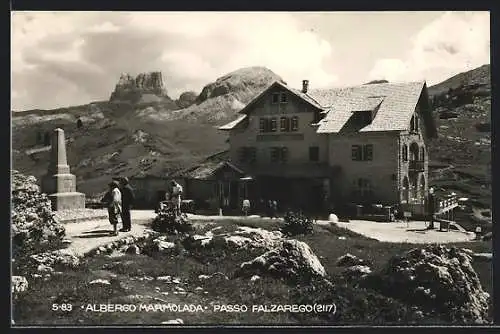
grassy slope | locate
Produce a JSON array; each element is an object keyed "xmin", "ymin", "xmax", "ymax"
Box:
[
  {"xmin": 12, "ymin": 67, "xmax": 282, "ymax": 196},
  {"xmin": 426, "ymin": 65, "xmax": 491, "ymax": 213},
  {"xmin": 13, "ymin": 218, "xmax": 492, "ymax": 325},
  {"xmin": 12, "ymin": 65, "xmax": 491, "ymax": 208}
]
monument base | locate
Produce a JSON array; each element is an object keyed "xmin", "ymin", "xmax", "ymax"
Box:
[
  {"xmin": 48, "ymin": 192, "xmax": 86, "ymax": 211},
  {"xmin": 42, "ymin": 173, "xmax": 77, "ymax": 194}
]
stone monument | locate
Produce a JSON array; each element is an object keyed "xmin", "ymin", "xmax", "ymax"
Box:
[{"xmin": 41, "ymin": 128, "xmax": 85, "ymax": 210}]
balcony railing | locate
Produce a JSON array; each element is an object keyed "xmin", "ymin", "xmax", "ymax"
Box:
[{"xmin": 409, "ymin": 160, "xmax": 425, "ymax": 172}]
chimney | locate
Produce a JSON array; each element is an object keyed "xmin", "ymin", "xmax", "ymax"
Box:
[{"xmin": 302, "ymin": 80, "xmax": 309, "ymax": 93}]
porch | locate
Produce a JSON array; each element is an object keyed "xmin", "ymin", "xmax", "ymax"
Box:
[{"xmin": 174, "ymin": 161, "xmax": 254, "ymax": 214}]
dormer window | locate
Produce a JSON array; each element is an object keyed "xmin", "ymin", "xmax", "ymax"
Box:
[
  {"xmin": 353, "ymin": 111, "xmax": 372, "ymax": 126},
  {"xmin": 313, "ymin": 110, "xmax": 324, "ymax": 124}
]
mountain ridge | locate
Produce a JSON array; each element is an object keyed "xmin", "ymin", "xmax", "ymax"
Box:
[{"xmin": 12, "ymin": 65, "xmax": 491, "ymax": 208}]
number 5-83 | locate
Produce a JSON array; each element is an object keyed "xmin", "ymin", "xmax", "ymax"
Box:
[{"xmin": 52, "ymin": 304, "xmax": 73, "ymax": 312}]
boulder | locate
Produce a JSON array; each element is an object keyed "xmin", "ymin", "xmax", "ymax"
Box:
[
  {"xmin": 328, "ymin": 214, "xmax": 339, "ymax": 223},
  {"xmin": 368, "ymin": 245, "xmax": 490, "ymax": 324},
  {"xmin": 342, "ymin": 265, "xmax": 372, "ymax": 281},
  {"xmin": 183, "ymin": 226, "xmax": 283, "ymax": 251},
  {"xmin": 237, "ymin": 239, "xmax": 326, "ymax": 282},
  {"xmin": 336, "ymin": 253, "xmax": 368, "ymax": 267},
  {"xmin": 30, "ymin": 249, "xmax": 80, "ymax": 270}
]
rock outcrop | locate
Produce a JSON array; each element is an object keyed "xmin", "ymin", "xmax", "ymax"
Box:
[
  {"xmin": 237, "ymin": 239, "xmax": 326, "ymax": 283},
  {"xmin": 196, "ymin": 66, "xmax": 284, "ymax": 104},
  {"xmin": 336, "ymin": 253, "xmax": 369, "ymax": 267},
  {"xmin": 183, "ymin": 226, "xmax": 283, "ymax": 251},
  {"xmin": 109, "ymin": 71, "xmax": 173, "ymax": 104},
  {"xmin": 176, "ymin": 91, "xmax": 197, "ymax": 109},
  {"xmin": 366, "ymin": 245, "xmax": 490, "ymax": 324}
]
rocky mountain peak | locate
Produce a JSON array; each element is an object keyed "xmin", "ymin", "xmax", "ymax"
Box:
[
  {"xmin": 110, "ymin": 71, "xmax": 170, "ymax": 104},
  {"xmin": 196, "ymin": 66, "xmax": 284, "ymax": 104}
]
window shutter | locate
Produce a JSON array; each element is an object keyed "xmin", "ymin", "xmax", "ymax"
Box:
[
  {"xmin": 351, "ymin": 145, "xmax": 361, "ymax": 160},
  {"xmin": 270, "ymin": 147, "xmax": 279, "ymax": 163},
  {"xmin": 280, "ymin": 117, "xmax": 287, "ymax": 131},
  {"xmin": 364, "ymin": 144, "xmax": 373, "ymax": 161},
  {"xmin": 291, "ymin": 116, "xmax": 299, "ymax": 131},
  {"xmin": 280, "ymin": 93, "xmax": 287, "ymax": 103},
  {"xmin": 271, "ymin": 118, "xmax": 277, "ymax": 132},
  {"xmin": 281, "ymin": 147, "xmax": 289, "ymax": 162}
]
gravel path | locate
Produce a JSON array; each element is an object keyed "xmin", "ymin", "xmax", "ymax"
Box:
[
  {"xmin": 54, "ymin": 209, "xmax": 108, "ymax": 223},
  {"xmin": 322, "ymin": 219, "xmax": 477, "ymax": 244},
  {"xmin": 63, "ymin": 210, "xmax": 156, "ymax": 256},
  {"xmin": 63, "ymin": 210, "xmax": 474, "ymax": 256}
]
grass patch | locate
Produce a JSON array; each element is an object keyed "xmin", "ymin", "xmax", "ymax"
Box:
[{"xmin": 13, "ymin": 219, "xmax": 492, "ymax": 325}]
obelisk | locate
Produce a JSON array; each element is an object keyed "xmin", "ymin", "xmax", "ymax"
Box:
[{"xmin": 41, "ymin": 128, "xmax": 85, "ymax": 211}]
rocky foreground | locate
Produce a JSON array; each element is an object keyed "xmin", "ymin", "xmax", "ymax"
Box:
[{"xmin": 11, "ymin": 171, "xmax": 491, "ymax": 325}]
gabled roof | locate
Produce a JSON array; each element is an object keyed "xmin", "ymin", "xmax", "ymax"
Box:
[
  {"xmin": 312, "ymin": 81, "xmax": 427, "ymax": 133},
  {"xmin": 219, "ymin": 80, "xmax": 436, "ymax": 136},
  {"xmin": 219, "ymin": 114, "xmax": 247, "ymax": 130},
  {"xmin": 171, "ymin": 161, "xmax": 245, "ymax": 180}
]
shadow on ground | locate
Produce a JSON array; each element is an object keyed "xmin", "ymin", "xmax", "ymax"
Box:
[{"xmin": 77, "ymin": 230, "xmax": 114, "ymax": 238}]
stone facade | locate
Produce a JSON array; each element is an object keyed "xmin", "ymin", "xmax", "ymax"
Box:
[{"xmin": 41, "ymin": 128, "xmax": 85, "ymax": 211}]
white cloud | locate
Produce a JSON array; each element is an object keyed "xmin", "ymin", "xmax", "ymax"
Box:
[
  {"xmin": 11, "ymin": 12, "xmax": 336, "ymax": 110},
  {"xmin": 369, "ymin": 11, "xmax": 490, "ymax": 84}
]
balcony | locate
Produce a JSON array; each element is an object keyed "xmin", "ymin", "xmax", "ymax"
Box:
[{"xmin": 409, "ymin": 160, "xmax": 425, "ymax": 172}]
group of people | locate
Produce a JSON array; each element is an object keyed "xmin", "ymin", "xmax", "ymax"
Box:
[
  {"xmin": 101, "ymin": 177, "xmax": 135, "ymax": 236},
  {"xmin": 159, "ymin": 180, "xmax": 184, "ymax": 213},
  {"xmin": 241, "ymin": 198, "xmax": 279, "ymax": 218}
]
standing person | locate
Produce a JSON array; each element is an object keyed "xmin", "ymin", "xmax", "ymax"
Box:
[
  {"xmin": 101, "ymin": 181, "xmax": 122, "ymax": 236},
  {"xmin": 267, "ymin": 199, "xmax": 273, "ymax": 218},
  {"xmin": 426, "ymin": 187, "xmax": 436, "ymax": 230},
  {"xmin": 242, "ymin": 198, "xmax": 251, "ymax": 216},
  {"xmin": 171, "ymin": 180, "xmax": 183, "ymax": 214},
  {"xmin": 272, "ymin": 200, "xmax": 278, "ymax": 219},
  {"xmin": 119, "ymin": 177, "xmax": 135, "ymax": 232},
  {"xmin": 258, "ymin": 198, "xmax": 265, "ymax": 216}
]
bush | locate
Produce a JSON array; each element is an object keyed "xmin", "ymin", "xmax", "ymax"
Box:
[
  {"xmin": 151, "ymin": 205, "xmax": 193, "ymax": 235},
  {"xmin": 11, "ymin": 171, "xmax": 66, "ymax": 259},
  {"xmin": 281, "ymin": 211, "xmax": 313, "ymax": 236}
]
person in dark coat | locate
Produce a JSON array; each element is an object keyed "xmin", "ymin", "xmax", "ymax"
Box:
[
  {"xmin": 267, "ymin": 199, "xmax": 273, "ymax": 218},
  {"xmin": 119, "ymin": 177, "xmax": 135, "ymax": 232}
]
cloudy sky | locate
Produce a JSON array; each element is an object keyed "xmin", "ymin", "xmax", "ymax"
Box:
[{"xmin": 11, "ymin": 11, "xmax": 490, "ymax": 111}]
